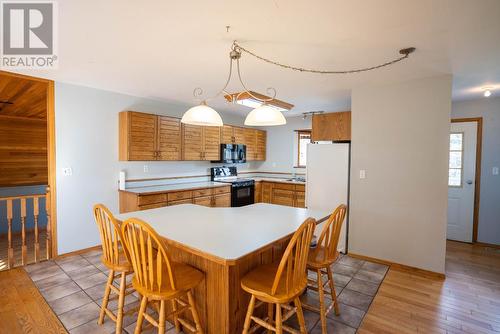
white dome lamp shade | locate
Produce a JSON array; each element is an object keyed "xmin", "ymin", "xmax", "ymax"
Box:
[
  {"xmin": 244, "ymin": 104, "xmax": 287, "ymax": 126},
  {"xmin": 181, "ymin": 101, "xmax": 223, "ymax": 127}
]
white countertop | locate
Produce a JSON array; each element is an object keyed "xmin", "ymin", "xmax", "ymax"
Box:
[
  {"xmin": 121, "ymin": 181, "xmax": 228, "ymax": 194},
  {"xmin": 252, "ymin": 177, "xmax": 306, "ymax": 185},
  {"xmin": 115, "ymin": 203, "xmax": 329, "ymax": 263}
]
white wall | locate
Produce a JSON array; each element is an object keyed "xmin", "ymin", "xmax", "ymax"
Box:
[
  {"xmin": 349, "ymin": 75, "xmax": 452, "ymax": 273},
  {"xmin": 452, "ymin": 97, "xmax": 500, "ymax": 245},
  {"xmin": 258, "ymin": 116, "xmax": 311, "ymax": 173},
  {"xmin": 54, "ymin": 82, "xmax": 251, "ymax": 254}
]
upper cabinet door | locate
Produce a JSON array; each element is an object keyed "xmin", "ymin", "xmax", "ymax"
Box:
[
  {"xmin": 157, "ymin": 116, "xmax": 181, "ymax": 160},
  {"xmin": 244, "ymin": 128, "xmax": 257, "ymax": 161},
  {"xmin": 233, "ymin": 126, "xmax": 246, "ymax": 145},
  {"xmin": 120, "ymin": 111, "xmax": 157, "ymax": 161},
  {"xmin": 255, "ymin": 130, "xmax": 266, "ymax": 161},
  {"xmin": 311, "ymin": 111, "xmax": 351, "ymax": 141},
  {"xmin": 221, "ymin": 125, "xmax": 235, "ymax": 144},
  {"xmin": 202, "ymin": 126, "xmax": 221, "ymax": 161},
  {"xmin": 182, "ymin": 124, "xmax": 203, "ymax": 160}
]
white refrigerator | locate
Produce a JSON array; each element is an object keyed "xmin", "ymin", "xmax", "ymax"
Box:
[{"xmin": 306, "ymin": 143, "xmax": 350, "ymax": 253}]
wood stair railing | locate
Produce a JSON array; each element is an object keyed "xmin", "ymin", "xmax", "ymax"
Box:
[{"xmin": 1, "ymin": 189, "xmax": 52, "ymax": 269}]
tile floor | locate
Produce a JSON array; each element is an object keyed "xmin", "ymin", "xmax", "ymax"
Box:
[{"xmin": 25, "ymin": 250, "xmax": 388, "ymax": 333}]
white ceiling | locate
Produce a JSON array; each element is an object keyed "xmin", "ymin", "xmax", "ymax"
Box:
[{"xmin": 16, "ymin": 0, "xmax": 500, "ymax": 117}]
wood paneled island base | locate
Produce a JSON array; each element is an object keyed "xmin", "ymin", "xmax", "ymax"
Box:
[
  {"xmin": 165, "ymin": 235, "xmax": 292, "ymax": 333},
  {"xmin": 115, "ymin": 203, "xmax": 330, "ymax": 333}
]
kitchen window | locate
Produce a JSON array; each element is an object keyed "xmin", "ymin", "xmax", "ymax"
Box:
[
  {"xmin": 449, "ymin": 132, "xmax": 463, "ymax": 187},
  {"xmin": 296, "ymin": 130, "xmax": 311, "ymax": 168}
]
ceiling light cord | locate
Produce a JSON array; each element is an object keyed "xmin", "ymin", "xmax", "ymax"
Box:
[{"xmin": 232, "ymin": 41, "xmax": 416, "ymax": 75}]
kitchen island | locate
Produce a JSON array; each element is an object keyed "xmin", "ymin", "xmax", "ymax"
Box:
[{"xmin": 116, "ymin": 203, "xmax": 330, "ymax": 334}]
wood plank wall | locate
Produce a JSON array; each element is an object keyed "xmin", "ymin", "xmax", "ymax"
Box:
[{"xmin": 0, "ymin": 115, "xmax": 48, "ymax": 186}]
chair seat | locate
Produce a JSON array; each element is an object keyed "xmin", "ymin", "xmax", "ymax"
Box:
[
  {"xmin": 241, "ymin": 262, "xmax": 307, "ymax": 303},
  {"xmin": 132, "ymin": 261, "xmax": 204, "ymax": 300},
  {"xmin": 307, "ymin": 246, "xmax": 339, "ymax": 269},
  {"xmin": 102, "ymin": 251, "xmax": 133, "ymax": 272}
]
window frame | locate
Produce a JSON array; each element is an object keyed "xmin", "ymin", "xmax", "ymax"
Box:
[
  {"xmin": 448, "ymin": 131, "xmax": 464, "ymax": 187},
  {"xmin": 295, "ymin": 129, "xmax": 312, "ymax": 168}
]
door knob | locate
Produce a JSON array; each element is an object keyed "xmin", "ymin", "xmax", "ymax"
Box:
[{"xmin": 466, "ymin": 180, "xmax": 473, "ymax": 185}]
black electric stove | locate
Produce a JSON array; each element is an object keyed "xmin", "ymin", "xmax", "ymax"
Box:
[{"xmin": 211, "ymin": 167, "xmax": 255, "ymax": 207}]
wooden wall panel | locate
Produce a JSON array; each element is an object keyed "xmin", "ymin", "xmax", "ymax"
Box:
[{"xmin": 0, "ymin": 116, "xmax": 48, "ymax": 186}]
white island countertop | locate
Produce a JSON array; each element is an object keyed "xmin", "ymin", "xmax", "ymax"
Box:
[{"xmin": 115, "ymin": 203, "xmax": 330, "ymax": 264}]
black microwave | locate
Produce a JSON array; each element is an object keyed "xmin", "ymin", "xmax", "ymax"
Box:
[{"xmin": 213, "ymin": 144, "xmax": 246, "ymax": 163}]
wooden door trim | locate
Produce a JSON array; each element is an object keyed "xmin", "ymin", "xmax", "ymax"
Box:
[
  {"xmin": 451, "ymin": 117, "xmax": 482, "ymax": 243},
  {"xmin": 0, "ymin": 70, "xmax": 57, "ymax": 256}
]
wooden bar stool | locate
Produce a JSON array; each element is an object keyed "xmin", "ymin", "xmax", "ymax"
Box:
[
  {"xmin": 93, "ymin": 204, "xmax": 135, "ymax": 334},
  {"xmin": 302, "ymin": 204, "xmax": 347, "ymax": 334},
  {"xmin": 241, "ymin": 218, "xmax": 316, "ymax": 334},
  {"xmin": 121, "ymin": 218, "xmax": 205, "ymax": 334}
]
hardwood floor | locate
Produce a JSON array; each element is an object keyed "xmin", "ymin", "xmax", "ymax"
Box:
[
  {"xmin": 359, "ymin": 241, "xmax": 500, "ymax": 334},
  {"xmin": 0, "ymin": 267, "xmax": 66, "ymax": 334}
]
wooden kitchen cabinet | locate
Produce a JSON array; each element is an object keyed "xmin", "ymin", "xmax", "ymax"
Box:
[
  {"xmin": 182, "ymin": 124, "xmax": 221, "ymax": 161},
  {"xmin": 221, "ymin": 125, "xmax": 246, "ymax": 144},
  {"xmin": 254, "ymin": 181, "xmax": 262, "ymax": 203},
  {"xmin": 213, "ymin": 193, "xmax": 231, "ymax": 207},
  {"xmin": 158, "ymin": 116, "xmax": 182, "ymax": 160},
  {"xmin": 193, "ymin": 196, "xmax": 212, "ymax": 207},
  {"xmin": 272, "ymin": 188, "xmax": 295, "ymax": 206},
  {"xmin": 119, "ymin": 184, "xmax": 232, "ymax": 213},
  {"xmin": 311, "ymin": 111, "xmax": 351, "ymax": 142},
  {"xmin": 203, "ymin": 126, "xmax": 221, "ymax": 161},
  {"xmin": 244, "ymin": 129, "xmax": 266, "ymax": 161},
  {"xmin": 119, "ymin": 112, "xmax": 157, "ymax": 161},
  {"xmin": 261, "ymin": 182, "xmax": 273, "ymax": 203},
  {"xmin": 255, "ymin": 130, "xmax": 266, "ymax": 160},
  {"xmin": 255, "ymin": 181, "xmax": 306, "ymax": 208},
  {"xmin": 120, "ymin": 111, "xmax": 265, "ymax": 161},
  {"xmin": 119, "ymin": 111, "xmax": 182, "ymax": 161}
]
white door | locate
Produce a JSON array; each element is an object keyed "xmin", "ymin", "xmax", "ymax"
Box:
[
  {"xmin": 306, "ymin": 143, "xmax": 349, "ymax": 252},
  {"xmin": 447, "ymin": 122, "xmax": 477, "ymax": 242}
]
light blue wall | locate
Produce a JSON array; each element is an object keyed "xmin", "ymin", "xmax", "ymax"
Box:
[
  {"xmin": 0, "ymin": 185, "xmax": 48, "ymax": 233},
  {"xmin": 452, "ymin": 97, "xmax": 500, "ymax": 245},
  {"xmin": 54, "ymin": 82, "xmax": 255, "ymax": 254}
]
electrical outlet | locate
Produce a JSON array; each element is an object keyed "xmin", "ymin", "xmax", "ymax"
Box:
[
  {"xmin": 493, "ymin": 167, "xmax": 499, "ymax": 175},
  {"xmin": 359, "ymin": 170, "xmax": 366, "ymax": 179},
  {"xmin": 143, "ymin": 165, "xmax": 149, "ymax": 173},
  {"xmin": 62, "ymin": 167, "xmax": 72, "ymax": 176}
]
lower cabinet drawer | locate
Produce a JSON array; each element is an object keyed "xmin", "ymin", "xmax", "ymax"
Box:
[
  {"xmin": 168, "ymin": 191, "xmax": 192, "ymax": 201},
  {"xmin": 193, "ymin": 188, "xmax": 212, "ymax": 197},
  {"xmin": 139, "ymin": 202, "xmax": 168, "ymax": 210},
  {"xmin": 138, "ymin": 193, "xmax": 167, "ymax": 205},
  {"xmin": 193, "ymin": 196, "xmax": 212, "ymax": 207},
  {"xmin": 168, "ymin": 198, "xmax": 193, "ymax": 206},
  {"xmin": 295, "ymin": 184, "xmax": 305, "ymax": 192},
  {"xmin": 214, "ymin": 186, "xmax": 231, "ymax": 194},
  {"xmin": 273, "ymin": 183, "xmax": 295, "ymax": 191}
]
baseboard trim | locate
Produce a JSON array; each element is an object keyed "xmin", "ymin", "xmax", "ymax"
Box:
[
  {"xmin": 348, "ymin": 252, "xmax": 446, "ymax": 280},
  {"xmin": 55, "ymin": 245, "xmax": 101, "ymax": 259},
  {"xmin": 474, "ymin": 241, "xmax": 500, "ymax": 250}
]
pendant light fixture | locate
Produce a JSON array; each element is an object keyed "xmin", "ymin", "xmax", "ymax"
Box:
[
  {"xmin": 181, "ymin": 100, "xmax": 223, "ymax": 126},
  {"xmin": 182, "ymin": 39, "xmax": 415, "ymax": 127},
  {"xmin": 182, "ymin": 42, "xmax": 286, "ymax": 127}
]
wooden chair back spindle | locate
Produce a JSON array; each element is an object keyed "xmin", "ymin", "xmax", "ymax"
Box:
[
  {"xmin": 312, "ymin": 204, "xmax": 347, "ymax": 264},
  {"xmin": 93, "ymin": 204, "xmax": 126, "ymax": 267},
  {"xmin": 271, "ymin": 218, "xmax": 316, "ymax": 296},
  {"xmin": 121, "ymin": 218, "xmax": 176, "ymax": 293}
]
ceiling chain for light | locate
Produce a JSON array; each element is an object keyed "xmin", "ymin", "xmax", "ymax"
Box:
[{"xmin": 232, "ymin": 41, "xmax": 416, "ymax": 75}]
